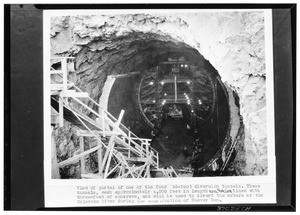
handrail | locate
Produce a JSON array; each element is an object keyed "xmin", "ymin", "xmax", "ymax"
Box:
[
  {"xmin": 53, "ymin": 73, "xmax": 150, "ymax": 147},
  {"xmin": 58, "ymin": 97, "xmax": 131, "ymax": 170},
  {"xmin": 70, "ymin": 96, "xmax": 157, "ymax": 163},
  {"xmin": 69, "ymin": 82, "xmax": 159, "ymax": 159},
  {"xmin": 51, "ymin": 59, "xmax": 159, "ymax": 166}
]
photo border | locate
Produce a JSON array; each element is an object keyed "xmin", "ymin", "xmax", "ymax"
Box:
[{"xmin": 4, "ymin": 3, "xmax": 296, "ymax": 211}]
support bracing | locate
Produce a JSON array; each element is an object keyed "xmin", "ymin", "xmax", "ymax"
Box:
[{"xmin": 50, "ymin": 57, "xmax": 176, "ymax": 179}]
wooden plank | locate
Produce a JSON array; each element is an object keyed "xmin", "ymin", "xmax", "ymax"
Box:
[
  {"xmin": 62, "ymin": 58, "xmax": 68, "ymax": 92},
  {"xmin": 51, "ymin": 114, "xmax": 59, "ymax": 125},
  {"xmin": 71, "ymin": 107, "xmax": 132, "ymax": 173},
  {"xmin": 145, "ymin": 165, "xmax": 150, "ymax": 178},
  {"xmin": 60, "ymin": 90, "xmax": 89, "ymax": 98},
  {"xmin": 50, "ymin": 70, "xmax": 64, "ymax": 74},
  {"xmin": 58, "ymin": 145, "xmax": 101, "ymax": 168},
  {"xmin": 59, "ymin": 96, "xmax": 64, "ymax": 127},
  {"xmin": 51, "ymin": 97, "xmax": 102, "ymax": 131},
  {"xmin": 119, "ymin": 165, "xmax": 144, "ymax": 178},
  {"xmin": 103, "ymin": 110, "xmax": 125, "ymax": 178},
  {"xmin": 51, "ymin": 84, "xmax": 66, "ymax": 91},
  {"xmin": 170, "ymin": 166, "xmax": 178, "ymax": 177},
  {"xmin": 79, "ymin": 136, "xmax": 85, "ymax": 174},
  {"xmin": 114, "ymin": 136, "xmax": 142, "ymax": 157},
  {"xmin": 71, "ymin": 97, "xmax": 127, "ymax": 136},
  {"xmin": 99, "ymin": 110, "xmax": 124, "ymax": 176},
  {"xmin": 76, "ymin": 130, "xmax": 120, "ymax": 137},
  {"xmin": 106, "ymin": 162, "xmax": 121, "ymax": 178},
  {"xmin": 51, "ymin": 126, "xmax": 60, "ymax": 179},
  {"xmin": 125, "ymin": 157, "xmax": 148, "ymax": 163},
  {"xmin": 174, "ymin": 75, "xmax": 177, "ymax": 102},
  {"xmin": 130, "ymin": 138, "xmax": 152, "ymax": 142},
  {"xmin": 51, "ymin": 57, "xmax": 75, "ymax": 60},
  {"xmin": 97, "ymin": 144, "xmax": 103, "ymax": 177},
  {"xmin": 137, "ymin": 163, "xmax": 147, "ymax": 177}
]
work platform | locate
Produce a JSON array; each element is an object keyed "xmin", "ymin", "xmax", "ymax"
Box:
[{"xmin": 50, "ymin": 57, "xmax": 177, "ymax": 179}]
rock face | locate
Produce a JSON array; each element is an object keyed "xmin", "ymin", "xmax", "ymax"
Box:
[{"xmin": 51, "ymin": 11, "xmax": 268, "ymax": 175}]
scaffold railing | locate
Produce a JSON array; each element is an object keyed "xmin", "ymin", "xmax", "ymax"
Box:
[{"xmin": 50, "ymin": 57, "xmax": 171, "ymax": 179}]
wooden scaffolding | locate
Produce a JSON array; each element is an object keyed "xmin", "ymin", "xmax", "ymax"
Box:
[{"xmin": 50, "ymin": 57, "xmax": 177, "ymax": 179}]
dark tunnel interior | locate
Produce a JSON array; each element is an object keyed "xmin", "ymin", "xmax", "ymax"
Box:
[{"xmin": 105, "ymin": 43, "xmax": 231, "ymax": 173}]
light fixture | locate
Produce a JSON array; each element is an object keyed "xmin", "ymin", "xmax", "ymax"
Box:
[
  {"xmin": 191, "ymin": 110, "xmax": 194, "ymax": 113},
  {"xmin": 152, "ymin": 100, "xmax": 155, "ymax": 103},
  {"xmin": 187, "ymin": 81, "xmax": 191, "ymax": 84},
  {"xmin": 164, "ymin": 93, "xmax": 167, "ymax": 96},
  {"xmin": 161, "ymin": 81, "xmax": 164, "ymax": 85},
  {"xmin": 163, "ymin": 100, "xmax": 166, "ymax": 103},
  {"xmin": 198, "ymin": 99, "xmax": 202, "ymax": 105},
  {"xmin": 185, "ymin": 64, "xmax": 188, "ymax": 68},
  {"xmin": 149, "ymin": 81, "xmax": 154, "ymax": 85}
]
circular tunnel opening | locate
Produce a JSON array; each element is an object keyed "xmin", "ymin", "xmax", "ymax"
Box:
[{"xmin": 86, "ymin": 33, "xmax": 233, "ymax": 176}]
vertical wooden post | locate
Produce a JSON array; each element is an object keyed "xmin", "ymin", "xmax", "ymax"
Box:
[
  {"xmin": 103, "ymin": 141, "xmax": 115, "ymax": 178},
  {"xmin": 96, "ymin": 116, "xmax": 105, "ymax": 137},
  {"xmin": 101, "ymin": 110, "xmax": 125, "ymax": 178},
  {"xmin": 98, "ymin": 144, "xmax": 103, "ymax": 177},
  {"xmin": 59, "ymin": 96, "xmax": 64, "ymax": 127},
  {"xmin": 121, "ymin": 164, "xmax": 125, "ymax": 176},
  {"xmin": 174, "ymin": 75, "xmax": 177, "ymax": 103},
  {"xmin": 102, "ymin": 109, "xmax": 105, "ymax": 137},
  {"xmin": 145, "ymin": 140, "xmax": 149, "ymax": 157},
  {"xmin": 51, "ymin": 126, "xmax": 60, "ymax": 179},
  {"xmin": 128, "ymin": 145, "xmax": 130, "ymax": 158},
  {"xmin": 79, "ymin": 136, "xmax": 85, "ymax": 175},
  {"xmin": 61, "ymin": 58, "xmax": 68, "ymax": 92},
  {"xmin": 140, "ymin": 143, "xmax": 144, "ymax": 158},
  {"xmin": 146, "ymin": 165, "xmax": 150, "ymax": 178},
  {"xmin": 128, "ymin": 132, "xmax": 131, "ymax": 158},
  {"xmin": 128, "ymin": 131, "xmax": 131, "ymax": 145}
]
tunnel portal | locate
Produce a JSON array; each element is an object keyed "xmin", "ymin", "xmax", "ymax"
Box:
[
  {"xmin": 49, "ymin": 12, "xmax": 267, "ymax": 179},
  {"xmin": 105, "ymin": 46, "xmax": 231, "ymax": 175}
]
